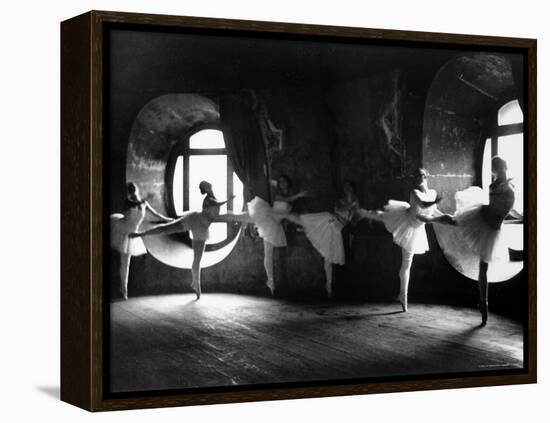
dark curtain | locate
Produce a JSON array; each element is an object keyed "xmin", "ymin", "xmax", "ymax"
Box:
[
  {"xmin": 510, "ymin": 55, "xmax": 525, "ymax": 113},
  {"xmin": 220, "ymin": 94, "xmax": 270, "ymax": 203}
]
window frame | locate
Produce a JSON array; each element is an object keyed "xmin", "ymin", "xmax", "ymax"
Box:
[
  {"xmin": 165, "ymin": 123, "xmax": 241, "ymax": 251},
  {"xmin": 477, "ymin": 98, "xmax": 524, "ymax": 187},
  {"xmin": 488, "ymin": 99, "xmax": 524, "ymax": 158},
  {"xmin": 478, "ymin": 98, "xmax": 524, "ymax": 256}
]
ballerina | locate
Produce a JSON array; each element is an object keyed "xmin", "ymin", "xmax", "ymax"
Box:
[
  {"xmin": 339, "ymin": 179, "xmax": 361, "ymax": 252},
  {"xmin": 110, "ymin": 182, "xmax": 173, "ymax": 300},
  {"xmin": 130, "ymin": 181, "xmax": 230, "ymax": 299},
  {"xmin": 218, "ymin": 175, "xmax": 308, "ymax": 295},
  {"xmin": 359, "ymin": 168, "xmax": 452, "ymax": 311},
  {"xmin": 247, "ymin": 175, "xmax": 308, "ymax": 294},
  {"xmin": 285, "ymin": 181, "xmax": 359, "ymax": 297},
  {"xmin": 440, "ymin": 156, "xmax": 515, "ymax": 325}
]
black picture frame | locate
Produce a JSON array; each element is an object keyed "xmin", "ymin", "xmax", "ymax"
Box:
[{"xmin": 61, "ymin": 10, "xmax": 537, "ymax": 411}]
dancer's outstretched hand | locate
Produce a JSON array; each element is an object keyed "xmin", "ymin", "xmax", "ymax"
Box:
[{"xmin": 357, "ymin": 209, "xmax": 381, "ymax": 219}]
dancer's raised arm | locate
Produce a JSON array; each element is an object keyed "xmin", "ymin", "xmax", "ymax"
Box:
[
  {"xmin": 144, "ymin": 201, "xmax": 173, "ymax": 222},
  {"xmin": 275, "ymin": 190, "xmax": 308, "ymax": 203}
]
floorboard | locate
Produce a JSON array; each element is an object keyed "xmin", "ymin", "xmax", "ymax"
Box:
[{"xmin": 109, "ymin": 294, "xmax": 524, "ymax": 393}]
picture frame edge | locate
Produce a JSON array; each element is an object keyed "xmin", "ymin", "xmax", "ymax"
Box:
[{"xmin": 60, "ymin": 10, "xmax": 538, "ymax": 412}]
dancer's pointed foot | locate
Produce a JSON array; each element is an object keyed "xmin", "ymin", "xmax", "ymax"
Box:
[
  {"xmin": 396, "ymin": 294, "xmax": 407, "ymax": 312},
  {"xmin": 325, "ymin": 281, "xmax": 332, "ymax": 298},
  {"xmin": 120, "ymin": 287, "xmax": 128, "ymax": 301},
  {"xmin": 191, "ymin": 280, "xmax": 201, "ymax": 300},
  {"xmin": 478, "ymin": 301, "xmax": 488, "ymax": 326},
  {"xmin": 266, "ymin": 278, "xmax": 275, "ymax": 296}
]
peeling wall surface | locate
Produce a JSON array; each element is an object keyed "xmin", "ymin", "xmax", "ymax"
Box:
[
  {"xmin": 422, "ymin": 53, "xmax": 518, "ymax": 213},
  {"xmin": 107, "ymin": 30, "xmax": 525, "ymax": 320}
]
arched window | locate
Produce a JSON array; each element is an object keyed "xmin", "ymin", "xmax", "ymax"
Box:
[
  {"xmin": 167, "ymin": 127, "xmax": 244, "ymax": 250},
  {"xmin": 482, "ymin": 100, "xmax": 523, "ymax": 214},
  {"xmin": 481, "ymin": 99, "xmax": 524, "ymax": 254}
]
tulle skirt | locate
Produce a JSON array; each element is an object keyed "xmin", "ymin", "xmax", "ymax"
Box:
[
  {"xmin": 301, "ymin": 212, "xmax": 345, "ymax": 265},
  {"xmin": 110, "ymin": 214, "xmax": 147, "ymax": 256},
  {"xmin": 176, "ymin": 211, "xmax": 211, "ymax": 241},
  {"xmin": 381, "ymin": 200, "xmax": 428, "ymax": 254},
  {"xmin": 247, "ymin": 197, "xmax": 287, "ymax": 247},
  {"xmin": 450, "ymin": 187, "xmax": 508, "ymax": 263}
]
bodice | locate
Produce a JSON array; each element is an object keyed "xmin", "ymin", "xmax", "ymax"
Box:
[
  {"xmin": 125, "ymin": 203, "xmax": 146, "ymax": 229},
  {"xmin": 489, "ymin": 180, "xmax": 515, "ymax": 212},
  {"xmin": 273, "ymin": 201, "xmax": 292, "ymax": 213},
  {"xmin": 202, "ymin": 195, "xmax": 222, "ymax": 220},
  {"xmin": 484, "ymin": 180, "xmax": 515, "ymax": 228},
  {"xmin": 410, "ymin": 188, "xmax": 437, "ymax": 217},
  {"xmin": 334, "ymin": 194, "xmax": 359, "ymax": 223}
]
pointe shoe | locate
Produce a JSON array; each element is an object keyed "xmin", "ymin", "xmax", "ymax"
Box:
[
  {"xmin": 325, "ymin": 282, "xmax": 333, "ymax": 298},
  {"xmin": 120, "ymin": 288, "xmax": 128, "ymax": 301},
  {"xmin": 397, "ymin": 294, "xmax": 408, "ymax": 312},
  {"xmin": 191, "ymin": 280, "xmax": 201, "ymax": 300},
  {"xmin": 478, "ymin": 301, "xmax": 488, "ymax": 326},
  {"xmin": 266, "ymin": 278, "xmax": 275, "ymax": 296}
]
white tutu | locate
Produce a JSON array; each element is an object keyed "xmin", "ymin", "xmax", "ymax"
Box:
[
  {"xmin": 381, "ymin": 200, "xmax": 429, "ymax": 254},
  {"xmin": 110, "ymin": 209, "xmax": 147, "ymax": 256},
  {"xmin": 450, "ymin": 186, "xmax": 508, "ymax": 263},
  {"xmin": 301, "ymin": 212, "xmax": 345, "ymax": 265},
  {"xmin": 176, "ymin": 211, "xmax": 211, "ymax": 241},
  {"xmin": 247, "ymin": 197, "xmax": 287, "ymax": 247}
]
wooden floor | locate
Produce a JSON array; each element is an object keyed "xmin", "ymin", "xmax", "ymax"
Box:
[{"xmin": 110, "ymin": 294, "xmax": 524, "ymax": 393}]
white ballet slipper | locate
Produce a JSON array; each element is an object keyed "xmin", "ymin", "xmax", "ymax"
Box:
[
  {"xmin": 120, "ymin": 287, "xmax": 128, "ymax": 301},
  {"xmin": 266, "ymin": 278, "xmax": 275, "ymax": 296},
  {"xmin": 325, "ymin": 281, "xmax": 332, "ymax": 298},
  {"xmin": 396, "ymin": 293, "xmax": 408, "ymax": 312},
  {"xmin": 191, "ymin": 278, "xmax": 201, "ymax": 300}
]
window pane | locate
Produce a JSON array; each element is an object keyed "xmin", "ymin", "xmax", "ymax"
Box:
[
  {"xmin": 498, "ymin": 133, "xmax": 523, "ymax": 214},
  {"xmin": 173, "ymin": 156, "xmax": 184, "ymax": 215},
  {"xmin": 233, "ymin": 172, "xmax": 244, "ymax": 212},
  {"xmin": 482, "ymin": 138, "xmax": 492, "ymax": 190},
  {"xmin": 189, "ymin": 129, "xmax": 225, "ymax": 149},
  {"xmin": 189, "ymin": 155, "xmax": 227, "ymax": 212},
  {"xmin": 498, "ymin": 100, "xmax": 523, "ymax": 126}
]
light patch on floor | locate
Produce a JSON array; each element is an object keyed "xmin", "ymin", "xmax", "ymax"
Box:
[{"xmin": 109, "ymin": 294, "xmax": 524, "ymax": 393}]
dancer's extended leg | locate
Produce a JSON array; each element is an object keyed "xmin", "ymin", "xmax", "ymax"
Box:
[
  {"xmin": 357, "ymin": 208, "xmax": 384, "ymax": 222},
  {"xmin": 215, "ymin": 212, "xmax": 252, "ymax": 223},
  {"xmin": 119, "ymin": 253, "xmax": 131, "ymax": 300},
  {"xmin": 284, "ymin": 213, "xmax": 302, "ymax": 226},
  {"xmin": 191, "ymin": 240, "xmax": 206, "ymax": 300},
  {"xmin": 324, "ymin": 259, "xmax": 333, "ymax": 298},
  {"xmin": 135, "ymin": 218, "xmax": 189, "ymax": 237},
  {"xmin": 263, "ymin": 240, "xmax": 275, "ymax": 295},
  {"xmin": 398, "ymin": 249, "xmax": 414, "ymax": 312}
]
